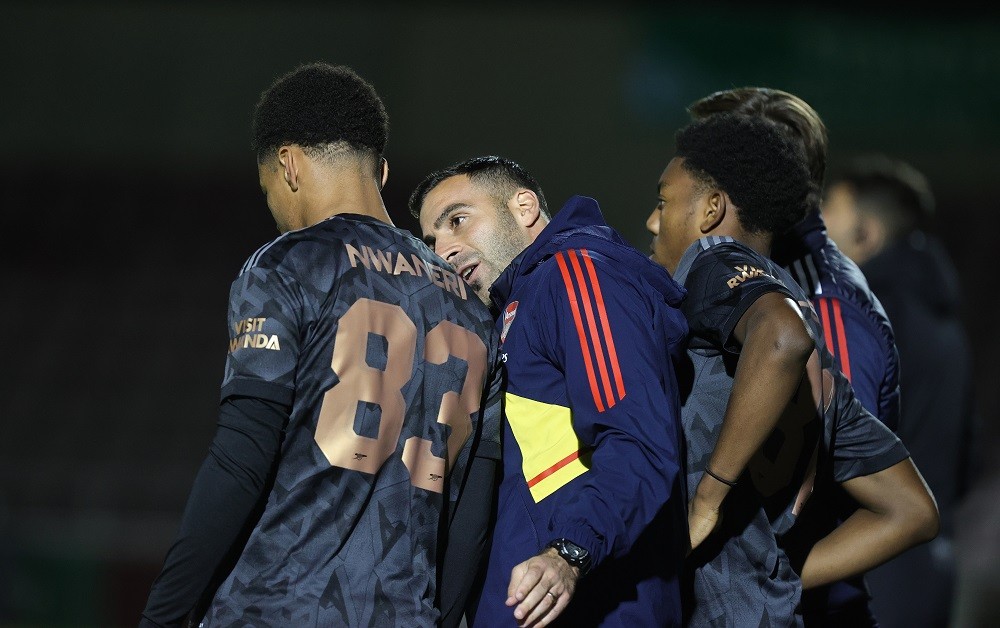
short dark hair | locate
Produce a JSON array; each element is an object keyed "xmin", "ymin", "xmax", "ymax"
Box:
[
  {"xmin": 831, "ymin": 154, "xmax": 935, "ymax": 239},
  {"xmin": 688, "ymin": 87, "xmax": 827, "ymax": 212},
  {"xmin": 408, "ymin": 155, "xmax": 549, "ymax": 219},
  {"xmin": 674, "ymin": 113, "xmax": 811, "ymax": 235},
  {"xmin": 251, "ymin": 62, "xmax": 389, "ymax": 168}
]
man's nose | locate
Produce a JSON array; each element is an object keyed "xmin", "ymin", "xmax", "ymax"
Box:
[
  {"xmin": 435, "ymin": 237, "xmax": 462, "ymax": 266},
  {"xmin": 646, "ymin": 209, "xmax": 660, "ymax": 234}
]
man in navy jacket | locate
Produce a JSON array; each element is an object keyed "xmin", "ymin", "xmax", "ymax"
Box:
[{"xmin": 411, "ymin": 156, "xmax": 689, "ymax": 627}]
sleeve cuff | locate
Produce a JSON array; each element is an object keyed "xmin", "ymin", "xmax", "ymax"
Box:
[
  {"xmin": 545, "ymin": 523, "xmax": 605, "ymax": 568},
  {"xmin": 834, "ymin": 442, "xmax": 910, "ymax": 483},
  {"xmin": 220, "ymin": 377, "xmax": 294, "ymax": 406}
]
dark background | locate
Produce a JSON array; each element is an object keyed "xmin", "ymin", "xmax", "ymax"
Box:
[{"xmin": 1, "ymin": 2, "xmax": 996, "ymax": 625}]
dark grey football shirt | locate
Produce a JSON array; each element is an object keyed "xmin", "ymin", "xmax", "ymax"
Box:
[
  {"xmin": 202, "ymin": 214, "xmax": 500, "ymax": 627},
  {"xmin": 673, "ymin": 237, "xmax": 908, "ymax": 627}
]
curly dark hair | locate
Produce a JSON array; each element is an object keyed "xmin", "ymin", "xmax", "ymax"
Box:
[
  {"xmin": 688, "ymin": 88, "xmax": 827, "ymax": 191},
  {"xmin": 251, "ymin": 62, "xmax": 389, "ymax": 167},
  {"xmin": 408, "ymin": 155, "xmax": 549, "ymax": 219},
  {"xmin": 687, "ymin": 87, "xmax": 827, "ymax": 213},
  {"xmin": 674, "ymin": 113, "xmax": 811, "ymax": 235}
]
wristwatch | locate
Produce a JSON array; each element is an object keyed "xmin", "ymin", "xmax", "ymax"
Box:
[{"xmin": 545, "ymin": 538, "xmax": 592, "ymax": 575}]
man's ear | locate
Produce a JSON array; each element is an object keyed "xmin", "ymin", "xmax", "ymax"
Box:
[
  {"xmin": 855, "ymin": 213, "xmax": 887, "ymax": 262},
  {"xmin": 511, "ymin": 189, "xmax": 542, "ymax": 228},
  {"xmin": 699, "ymin": 190, "xmax": 727, "ymax": 233},
  {"xmin": 278, "ymin": 146, "xmax": 299, "ymax": 192},
  {"xmin": 380, "ymin": 158, "xmax": 389, "ymax": 189}
]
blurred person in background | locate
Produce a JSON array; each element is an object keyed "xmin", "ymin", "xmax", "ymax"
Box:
[
  {"xmin": 951, "ymin": 450, "xmax": 1000, "ymax": 626},
  {"xmin": 822, "ymin": 155, "xmax": 977, "ymax": 627},
  {"xmin": 687, "ymin": 87, "xmax": 902, "ymax": 627}
]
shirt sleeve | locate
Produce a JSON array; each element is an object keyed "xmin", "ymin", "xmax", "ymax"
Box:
[
  {"xmin": 140, "ymin": 396, "xmax": 289, "ymax": 626},
  {"xmin": 474, "ymin": 344, "xmax": 504, "ymax": 462},
  {"xmin": 813, "ymin": 296, "xmax": 900, "ymax": 432},
  {"xmin": 220, "ymin": 267, "xmax": 306, "ymax": 406},
  {"xmin": 537, "ymin": 248, "xmax": 688, "ymax": 568},
  {"xmin": 437, "ymin": 454, "xmax": 499, "ymax": 628},
  {"xmin": 682, "ymin": 243, "xmax": 794, "ymax": 353},
  {"xmin": 436, "ymin": 327, "xmax": 502, "ymax": 626},
  {"xmin": 828, "ymin": 367, "xmax": 910, "ymax": 483}
]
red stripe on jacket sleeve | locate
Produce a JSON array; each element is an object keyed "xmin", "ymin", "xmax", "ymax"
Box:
[
  {"xmin": 555, "ymin": 252, "xmax": 606, "ymax": 412},
  {"xmin": 818, "ymin": 298, "xmax": 836, "ymax": 361},
  {"xmin": 580, "ymin": 249, "xmax": 626, "ymax": 400},
  {"xmin": 567, "ymin": 249, "xmax": 616, "ymax": 409},
  {"xmin": 526, "ymin": 450, "xmax": 582, "ymax": 488},
  {"xmin": 831, "ymin": 299, "xmax": 852, "ymax": 381}
]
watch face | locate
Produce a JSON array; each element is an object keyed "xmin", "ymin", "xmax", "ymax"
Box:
[
  {"xmin": 564, "ymin": 543, "xmax": 585, "ymax": 559},
  {"xmin": 549, "ymin": 538, "xmax": 591, "ymax": 573}
]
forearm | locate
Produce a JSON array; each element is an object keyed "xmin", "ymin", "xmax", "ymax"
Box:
[
  {"xmin": 544, "ymin": 265, "xmax": 685, "ymax": 566},
  {"xmin": 800, "ymin": 458, "xmax": 939, "ymax": 589},
  {"xmin": 703, "ymin": 322, "xmax": 811, "ymax": 496},
  {"xmin": 438, "ymin": 455, "xmax": 498, "ymax": 628},
  {"xmin": 799, "ymin": 507, "xmax": 896, "ymax": 588},
  {"xmin": 142, "ymin": 398, "xmax": 287, "ymax": 625},
  {"xmin": 548, "ymin": 418, "xmax": 681, "ymax": 566},
  {"xmin": 141, "ymin": 450, "xmax": 267, "ymax": 625}
]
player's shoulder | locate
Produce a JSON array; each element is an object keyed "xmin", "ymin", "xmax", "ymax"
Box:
[
  {"xmin": 237, "ymin": 229, "xmax": 300, "ymax": 277},
  {"xmin": 540, "ymin": 234, "xmax": 666, "ymax": 286},
  {"xmin": 237, "ymin": 214, "xmax": 405, "ymax": 277},
  {"xmin": 700, "ymin": 236, "xmax": 769, "ymax": 266},
  {"xmin": 816, "ymin": 241, "xmax": 874, "ymax": 298},
  {"xmin": 679, "ymin": 237, "xmax": 773, "ymax": 283},
  {"xmin": 534, "ymin": 243, "xmax": 643, "ymax": 306},
  {"xmin": 813, "ymin": 244, "xmax": 895, "ymax": 334}
]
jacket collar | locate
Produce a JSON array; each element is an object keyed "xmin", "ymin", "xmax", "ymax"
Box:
[{"xmin": 490, "ymin": 195, "xmax": 610, "ymax": 308}]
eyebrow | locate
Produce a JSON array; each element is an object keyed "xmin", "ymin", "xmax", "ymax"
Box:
[
  {"xmin": 432, "ymin": 203, "xmax": 468, "ymax": 231},
  {"xmin": 423, "ymin": 202, "xmax": 469, "ymax": 246}
]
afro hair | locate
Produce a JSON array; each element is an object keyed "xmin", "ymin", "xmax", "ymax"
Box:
[
  {"xmin": 675, "ymin": 113, "xmax": 812, "ymax": 235},
  {"xmin": 251, "ymin": 62, "xmax": 388, "ymax": 163}
]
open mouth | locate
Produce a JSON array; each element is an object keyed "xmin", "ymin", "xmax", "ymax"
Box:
[{"xmin": 459, "ymin": 263, "xmax": 478, "ymax": 282}]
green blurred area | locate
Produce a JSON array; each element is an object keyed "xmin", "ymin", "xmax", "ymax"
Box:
[
  {"xmin": 5, "ymin": 550, "xmax": 102, "ymax": 626},
  {"xmin": 1, "ymin": 542, "xmax": 158, "ymax": 626}
]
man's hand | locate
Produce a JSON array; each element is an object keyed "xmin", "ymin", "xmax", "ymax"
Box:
[
  {"xmin": 688, "ymin": 471, "xmax": 729, "ymax": 552},
  {"xmin": 687, "ymin": 495, "xmax": 722, "ymax": 552},
  {"xmin": 505, "ymin": 548, "xmax": 579, "ymax": 626}
]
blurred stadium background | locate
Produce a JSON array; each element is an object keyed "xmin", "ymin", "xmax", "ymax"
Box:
[{"xmin": 1, "ymin": 2, "xmax": 996, "ymax": 625}]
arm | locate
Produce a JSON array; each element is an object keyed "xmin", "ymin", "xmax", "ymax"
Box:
[
  {"xmin": 506, "ymin": 250, "xmax": 686, "ymax": 625},
  {"xmin": 140, "ymin": 397, "xmax": 288, "ymax": 627},
  {"xmin": 688, "ymin": 292, "xmax": 814, "ymax": 550},
  {"xmin": 438, "ymin": 454, "xmax": 499, "ymax": 628},
  {"xmin": 438, "ymin": 332, "xmax": 504, "ymax": 628},
  {"xmin": 800, "ymin": 457, "xmax": 939, "ymax": 588},
  {"xmin": 143, "ymin": 264, "xmax": 303, "ymax": 627}
]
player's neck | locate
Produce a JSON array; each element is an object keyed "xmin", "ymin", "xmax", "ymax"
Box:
[
  {"xmin": 737, "ymin": 230, "xmax": 773, "ymax": 258},
  {"xmin": 706, "ymin": 205, "xmax": 773, "ymax": 258},
  {"xmin": 303, "ymin": 173, "xmax": 394, "ymax": 228},
  {"xmin": 710, "ymin": 225, "xmax": 773, "ymax": 258}
]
